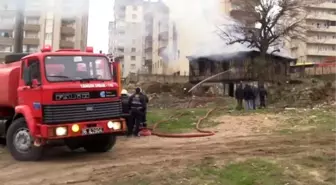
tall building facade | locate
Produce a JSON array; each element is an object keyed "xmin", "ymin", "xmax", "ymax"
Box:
[
  {"xmin": 109, "ymin": 0, "xmax": 171, "ymax": 77},
  {"xmin": 143, "ymin": 1, "xmax": 172, "ymax": 74},
  {"xmin": 289, "ymin": 1, "xmax": 336, "ymax": 65},
  {"xmin": 219, "ymin": 0, "xmax": 257, "ymax": 26},
  {"xmin": 0, "ymin": 0, "xmax": 89, "ymax": 60}
]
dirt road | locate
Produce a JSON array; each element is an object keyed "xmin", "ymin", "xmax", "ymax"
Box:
[{"xmin": 0, "ymin": 114, "xmax": 334, "ymax": 185}]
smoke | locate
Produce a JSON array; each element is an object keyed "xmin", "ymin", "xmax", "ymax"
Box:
[{"xmin": 159, "ymin": 0, "xmax": 244, "ymax": 62}]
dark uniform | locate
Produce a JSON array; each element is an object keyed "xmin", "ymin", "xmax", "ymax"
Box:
[
  {"xmin": 234, "ymin": 84, "xmax": 244, "ymax": 110},
  {"xmin": 141, "ymin": 92, "xmax": 149, "ymax": 127},
  {"xmin": 258, "ymin": 85, "xmax": 268, "ymax": 108},
  {"xmin": 128, "ymin": 88, "xmax": 147, "ymax": 136}
]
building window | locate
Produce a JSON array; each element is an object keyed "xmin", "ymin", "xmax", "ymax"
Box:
[
  {"xmin": 130, "ymin": 64, "xmax": 136, "ymax": 69},
  {"xmin": 28, "ymin": 45, "xmax": 38, "ymax": 52},
  {"xmin": 0, "ymin": 45, "xmax": 12, "ymax": 52},
  {"xmin": 45, "ymin": 33, "xmax": 52, "ymax": 40},
  {"xmin": 132, "ymin": 14, "xmax": 137, "ymax": 19},
  {"xmin": 131, "ymin": 48, "xmax": 136, "ymax": 52},
  {"xmin": 117, "ymin": 47, "xmax": 124, "ymax": 53},
  {"xmin": 133, "ymin": 6, "xmax": 137, "ymax": 10},
  {"xmin": 25, "ymin": 16, "xmax": 39, "ymax": 24},
  {"xmin": 131, "ymin": 56, "xmax": 136, "ymax": 60},
  {"xmin": 24, "ymin": 31, "xmax": 39, "ymax": 38}
]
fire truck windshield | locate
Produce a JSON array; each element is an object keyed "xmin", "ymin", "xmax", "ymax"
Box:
[{"xmin": 45, "ymin": 55, "xmax": 112, "ymax": 82}]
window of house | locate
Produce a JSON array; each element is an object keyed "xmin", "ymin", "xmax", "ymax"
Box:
[
  {"xmin": 133, "ymin": 6, "xmax": 137, "ymax": 10},
  {"xmin": 131, "ymin": 48, "xmax": 136, "ymax": 52},
  {"xmin": 130, "ymin": 64, "xmax": 136, "ymax": 69},
  {"xmin": 132, "ymin": 14, "xmax": 137, "ymax": 19},
  {"xmin": 131, "ymin": 56, "xmax": 136, "ymax": 60}
]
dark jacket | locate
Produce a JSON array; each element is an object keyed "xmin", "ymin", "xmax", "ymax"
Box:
[
  {"xmin": 259, "ymin": 87, "xmax": 268, "ymax": 99},
  {"xmin": 252, "ymin": 86, "xmax": 259, "ymax": 100},
  {"xmin": 128, "ymin": 93, "xmax": 147, "ymax": 110},
  {"xmin": 243, "ymin": 85, "xmax": 254, "ymax": 100},
  {"xmin": 235, "ymin": 86, "xmax": 244, "ymax": 99},
  {"xmin": 121, "ymin": 94, "xmax": 130, "ymax": 114}
]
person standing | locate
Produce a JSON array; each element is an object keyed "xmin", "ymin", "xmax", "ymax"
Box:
[
  {"xmin": 252, "ymin": 85, "xmax": 259, "ymax": 110},
  {"xmin": 140, "ymin": 89, "xmax": 149, "ymax": 128},
  {"xmin": 243, "ymin": 84, "xmax": 254, "ymax": 110},
  {"xmin": 234, "ymin": 83, "xmax": 244, "ymax": 110},
  {"xmin": 128, "ymin": 88, "xmax": 147, "ymax": 136},
  {"xmin": 258, "ymin": 85, "xmax": 268, "ymax": 108}
]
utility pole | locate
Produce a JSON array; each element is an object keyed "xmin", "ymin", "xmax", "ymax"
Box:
[{"xmin": 13, "ymin": 0, "xmax": 25, "ymax": 53}]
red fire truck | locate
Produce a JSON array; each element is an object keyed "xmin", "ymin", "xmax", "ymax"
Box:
[{"xmin": 0, "ymin": 46, "xmax": 126, "ymax": 161}]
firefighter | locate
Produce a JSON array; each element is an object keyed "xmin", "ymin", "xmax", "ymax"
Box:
[{"xmin": 128, "ymin": 87, "xmax": 147, "ymax": 136}]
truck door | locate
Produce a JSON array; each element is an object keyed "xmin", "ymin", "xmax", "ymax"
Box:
[{"xmin": 17, "ymin": 58, "xmax": 43, "ymax": 116}]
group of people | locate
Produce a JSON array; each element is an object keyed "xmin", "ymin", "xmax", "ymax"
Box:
[
  {"xmin": 121, "ymin": 88, "xmax": 149, "ymax": 137},
  {"xmin": 234, "ymin": 82, "xmax": 268, "ymax": 110}
]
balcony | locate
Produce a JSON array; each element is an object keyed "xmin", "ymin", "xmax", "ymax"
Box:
[
  {"xmin": 158, "ymin": 31, "xmax": 168, "ymax": 41},
  {"xmin": 307, "ymin": 38, "xmax": 336, "ymax": 45},
  {"xmin": 23, "ymin": 38, "xmax": 39, "ymax": 45},
  {"xmin": 308, "ymin": 2, "xmax": 336, "ymax": 9},
  {"xmin": 307, "ymin": 50, "xmax": 336, "ymax": 56},
  {"xmin": 61, "ymin": 26, "xmax": 75, "ymax": 36},
  {"xmin": 0, "ymin": 37, "xmax": 14, "ymax": 44},
  {"xmin": 306, "ymin": 14, "xmax": 336, "ymax": 21},
  {"xmin": 23, "ymin": 24, "xmax": 40, "ymax": 31},
  {"xmin": 60, "ymin": 40, "xmax": 74, "ymax": 48},
  {"xmin": 159, "ymin": 39, "xmax": 168, "ymax": 47},
  {"xmin": 0, "ymin": 22, "xmax": 14, "ymax": 30},
  {"xmin": 145, "ymin": 35, "xmax": 153, "ymax": 41},
  {"xmin": 308, "ymin": 26, "xmax": 336, "ymax": 33}
]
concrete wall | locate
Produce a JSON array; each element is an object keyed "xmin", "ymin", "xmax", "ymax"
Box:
[{"xmin": 128, "ymin": 73, "xmax": 189, "ymax": 83}]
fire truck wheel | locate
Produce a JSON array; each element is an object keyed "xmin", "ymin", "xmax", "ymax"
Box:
[
  {"xmin": 6, "ymin": 118, "xmax": 43, "ymax": 161},
  {"xmin": 83, "ymin": 134, "xmax": 116, "ymax": 153}
]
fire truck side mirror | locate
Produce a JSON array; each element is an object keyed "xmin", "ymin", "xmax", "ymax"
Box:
[{"xmin": 23, "ymin": 68, "xmax": 32, "ymax": 86}]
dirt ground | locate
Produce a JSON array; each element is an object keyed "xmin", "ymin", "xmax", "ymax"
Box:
[{"xmin": 0, "ymin": 112, "xmax": 334, "ymax": 185}]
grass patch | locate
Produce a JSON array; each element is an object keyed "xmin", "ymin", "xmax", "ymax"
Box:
[
  {"xmin": 112, "ymin": 158, "xmax": 291, "ymax": 185},
  {"xmin": 188, "ymin": 159, "xmax": 288, "ymax": 185},
  {"xmin": 146, "ymin": 108, "xmax": 218, "ymax": 133},
  {"xmin": 296, "ymin": 153, "xmax": 336, "ymax": 184}
]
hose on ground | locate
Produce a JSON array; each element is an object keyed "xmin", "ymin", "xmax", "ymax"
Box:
[{"xmin": 147, "ymin": 107, "xmax": 217, "ymax": 138}]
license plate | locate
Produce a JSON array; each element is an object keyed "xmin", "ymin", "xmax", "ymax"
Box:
[{"xmin": 82, "ymin": 127, "xmax": 104, "ymax": 135}]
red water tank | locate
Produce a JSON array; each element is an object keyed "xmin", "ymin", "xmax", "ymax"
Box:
[{"xmin": 0, "ymin": 61, "xmax": 21, "ymax": 108}]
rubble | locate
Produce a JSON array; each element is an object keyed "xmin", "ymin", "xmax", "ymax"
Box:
[{"xmin": 268, "ymin": 78, "xmax": 336, "ymax": 108}]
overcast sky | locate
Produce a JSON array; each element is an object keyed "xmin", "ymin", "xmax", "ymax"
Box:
[{"xmin": 87, "ymin": 0, "xmax": 114, "ymax": 53}]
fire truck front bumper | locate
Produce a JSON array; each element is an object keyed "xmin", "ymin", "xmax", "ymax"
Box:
[{"xmin": 38, "ymin": 118, "xmax": 127, "ymax": 139}]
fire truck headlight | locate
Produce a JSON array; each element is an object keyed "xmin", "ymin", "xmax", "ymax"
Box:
[
  {"xmin": 55, "ymin": 127, "xmax": 67, "ymax": 136},
  {"xmin": 107, "ymin": 121, "xmax": 121, "ymax": 130},
  {"xmin": 72, "ymin": 124, "xmax": 80, "ymax": 133}
]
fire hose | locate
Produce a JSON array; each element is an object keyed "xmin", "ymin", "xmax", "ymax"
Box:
[{"xmin": 143, "ymin": 107, "xmax": 218, "ymax": 138}]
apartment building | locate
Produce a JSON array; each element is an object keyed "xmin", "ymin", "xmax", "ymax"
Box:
[
  {"xmin": 0, "ymin": 0, "xmax": 89, "ymax": 60},
  {"xmin": 143, "ymin": 1, "xmax": 173, "ymax": 74},
  {"xmin": 109, "ymin": 0, "xmax": 173, "ymax": 77},
  {"xmin": 110, "ymin": 0, "xmax": 144, "ymax": 78},
  {"xmin": 289, "ymin": 0, "xmax": 336, "ymax": 65}
]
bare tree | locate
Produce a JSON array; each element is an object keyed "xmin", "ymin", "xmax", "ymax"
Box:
[{"xmin": 217, "ymin": 0, "xmax": 309, "ymax": 58}]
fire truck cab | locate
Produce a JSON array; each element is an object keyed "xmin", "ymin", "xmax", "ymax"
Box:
[{"xmin": 0, "ymin": 46, "xmax": 127, "ymax": 161}]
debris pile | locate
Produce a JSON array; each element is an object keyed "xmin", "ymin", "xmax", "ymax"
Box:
[{"xmin": 268, "ymin": 79, "xmax": 335, "ymax": 108}]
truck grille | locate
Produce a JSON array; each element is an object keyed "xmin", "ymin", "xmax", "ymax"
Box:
[{"xmin": 42, "ymin": 101, "xmax": 122, "ymax": 124}]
